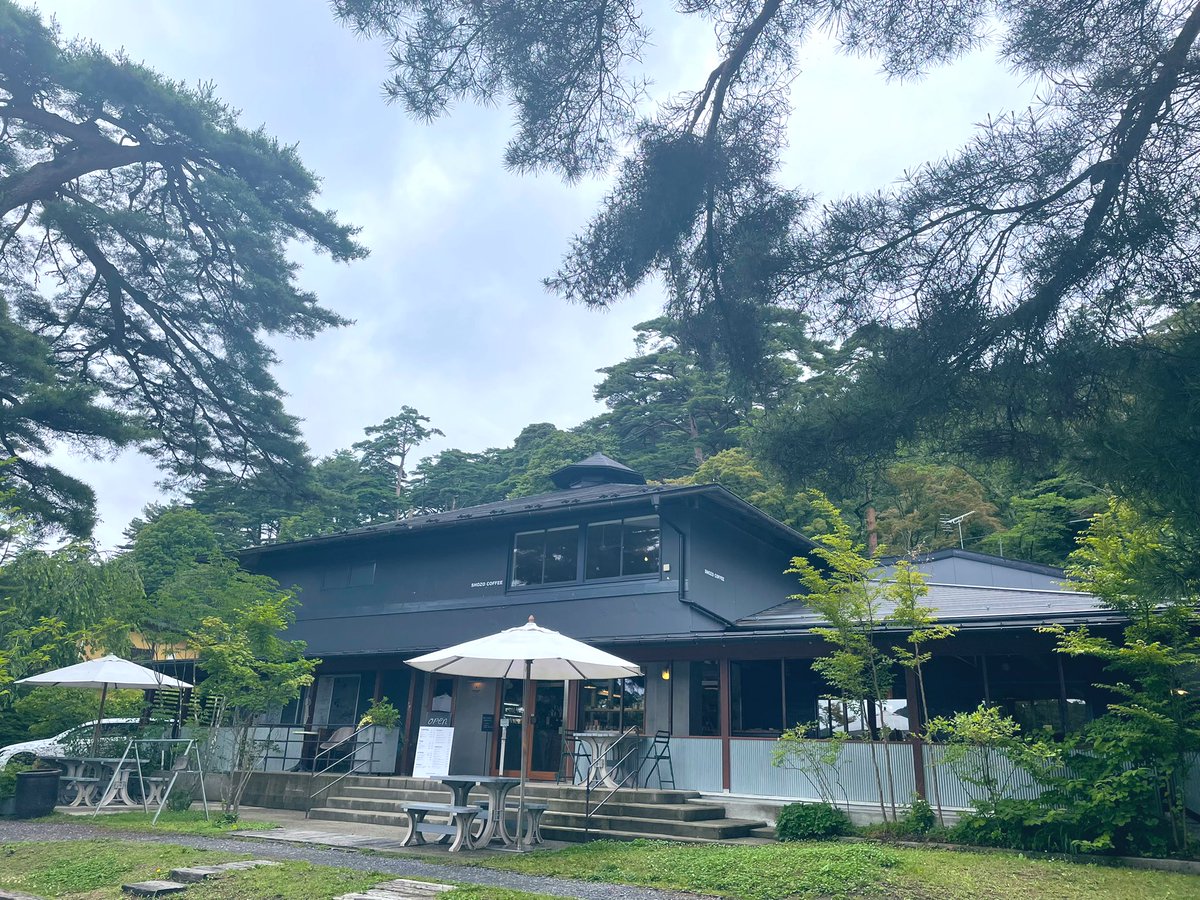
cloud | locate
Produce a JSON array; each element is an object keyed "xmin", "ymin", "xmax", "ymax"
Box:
[{"xmin": 32, "ymin": 1, "xmax": 1031, "ymax": 549}]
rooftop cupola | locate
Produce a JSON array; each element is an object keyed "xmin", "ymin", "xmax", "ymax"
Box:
[{"xmin": 549, "ymin": 453, "xmax": 646, "ymax": 489}]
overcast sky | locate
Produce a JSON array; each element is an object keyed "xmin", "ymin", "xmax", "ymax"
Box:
[{"xmin": 35, "ymin": 1, "xmax": 1035, "ymax": 548}]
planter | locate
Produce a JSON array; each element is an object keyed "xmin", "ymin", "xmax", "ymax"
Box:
[{"xmin": 13, "ymin": 769, "xmax": 60, "ymax": 818}]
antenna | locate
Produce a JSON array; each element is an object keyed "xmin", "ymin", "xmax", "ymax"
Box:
[{"xmin": 939, "ymin": 510, "xmax": 976, "ymax": 549}]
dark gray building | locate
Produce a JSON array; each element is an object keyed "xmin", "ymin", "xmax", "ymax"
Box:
[{"xmin": 242, "ymin": 453, "xmax": 1118, "ymax": 797}]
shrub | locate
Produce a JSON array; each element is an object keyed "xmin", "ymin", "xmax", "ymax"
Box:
[
  {"xmin": 0, "ymin": 759, "xmax": 36, "ymax": 800},
  {"xmin": 898, "ymin": 798, "xmax": 936, "ymax": 835},
  {"xmin": 166, "ymin": 789, "xmax": 194, "ymax": 812},
  {"xmin": 775, "ymin": 802, "xmax": 851, "ymax": 841}
]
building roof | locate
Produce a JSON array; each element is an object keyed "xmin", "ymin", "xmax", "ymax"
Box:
[
  {"xmin": 737, "ymin": 582, "xmax": 1121, "ymax": 632},
  {"xmin": 241, "ymin": 479, "xmax": 817, "ymax": 559},
  {"xmin": 549, "ymin": 452, "xmax": 646, "ymax": 488},
  {"xmin": 876, "ymin": 547, "xmax": 1066, "ymax": 579}
]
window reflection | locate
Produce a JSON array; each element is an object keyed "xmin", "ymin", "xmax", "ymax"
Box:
[
  {"xmin": 577, "ymin": 677, "xmax": 645, "ymax": 732},
  {"xmin": 585, "ymin": 516, "xmax": 660, "ymax": 579},
  {"xmin": 511, "ymin": 526, "xmax": 579, "ymax": 586}
]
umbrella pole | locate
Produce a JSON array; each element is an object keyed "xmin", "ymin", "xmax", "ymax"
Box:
[
  {"xmin": 516, "ymin": 658, "xmax": 531, "ymax": 853},
  {"xmin": 93, "ymin": 683, "xmax": 109, "ymax": 756}
]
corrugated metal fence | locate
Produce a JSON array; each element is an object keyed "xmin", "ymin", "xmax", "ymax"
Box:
[{"xmin": 671, "ymin": 739, "xmax": 1200, "ymax": 815}]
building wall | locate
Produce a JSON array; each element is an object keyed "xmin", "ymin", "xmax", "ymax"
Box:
[
  {"xmin": 249, "ymin": 500, "xmax": 712, "ymax": 657},
  {"xmin": 685, "ymin": 510, "xmax": 800, "ymax": 623}
]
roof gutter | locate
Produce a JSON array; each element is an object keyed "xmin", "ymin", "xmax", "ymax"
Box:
[{"xmin": 680, "ymin": 599, "xmax": 735, "ymax": 629}]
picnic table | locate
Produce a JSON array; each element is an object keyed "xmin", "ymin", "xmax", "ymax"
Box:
[
  {"xmin": 55, "ymin": 755, "xmax": 172, "ymax": 810},
  {"xmin": 437, "ymin": 775, "xmax": 521, "ymax": 846}
]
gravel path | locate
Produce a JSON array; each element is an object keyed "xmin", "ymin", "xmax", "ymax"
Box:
[{"xmin": 0, "ymin": 820, "xmax": 709, "ymax": 900}]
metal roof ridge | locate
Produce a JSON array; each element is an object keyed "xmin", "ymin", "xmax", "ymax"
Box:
[{"xmin": 921, "ymin": 581, "xmax": 1094, "ymax": 596}]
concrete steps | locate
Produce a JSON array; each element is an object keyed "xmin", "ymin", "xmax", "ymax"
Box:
[
  {"xmin": 305, "ymin": 778, "xmax": 766, "ymax": 843},
  {"xmin": 541, "ymin": 811, "xmax": 761, "ymax": 841}
]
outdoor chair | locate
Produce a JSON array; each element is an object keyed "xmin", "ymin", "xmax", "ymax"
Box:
[
  {"xmin": 556, "ymin": 731, "xmax": 592, "ymax": 784},
  {"xmin": 317, "ymin": 726, "xmax": 357, "ymax": 772},
  {"xmin": 640, "ymin": 729, "xmax": 675, "ymax": 790}
]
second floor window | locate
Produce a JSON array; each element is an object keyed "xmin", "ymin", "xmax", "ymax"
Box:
[
  {"xmin": 586, "ymin": 515, "xmax": 660, "ymax": 579},
  {"xmin": 511, "ymin": 526, "xmax": 579, "ymax": 586}
]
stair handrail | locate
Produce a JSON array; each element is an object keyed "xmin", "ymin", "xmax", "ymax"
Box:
[
  {"xmin": 583, "ymin": 726, "xmax": 643, "ymax": 839},
  {"xmin": 305, "ymin": 724, "xmax": 381, "ymax": 818}
]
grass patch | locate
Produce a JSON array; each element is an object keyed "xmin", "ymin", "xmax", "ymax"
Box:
[
  {"xmin": 477, "ymin": 838, "xmax": 1200, "ymax": 900},
  {"xmin": 0, "ymin": 840, "xmax": 560, "ymax": 900},
  {"xmin": 0, "ymin": 840, "xmax": 243, "ymax": 897},
  {"xmin": 42, "ymin": 809, "xmax": 279, "ymax": 834},
  {"xmin": 478, "ymin": 839, "xmax": 900, "ymax": 899}
]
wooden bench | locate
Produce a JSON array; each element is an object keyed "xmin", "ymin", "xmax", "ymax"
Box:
[
  {"xmin": 477, "ymin": 800, "xmax": 549, "ymax": 845},
  {"xmin": 397, "ymin": 802, "xmax": 482, "ymax": 852}
]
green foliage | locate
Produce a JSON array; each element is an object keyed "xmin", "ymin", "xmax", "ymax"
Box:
[
  {"xmin": 12, "ymin": 685, "xmax": 142, "ymax": 739},
  {"xmin": 352, "ymin": 406, "xmax": 444, "ymax": 517},
  {"xmin": 927, "ymin": 704, "xmax": 1025, "ymax": 809},
  {"xmin": 0, "ymin": 1, "xmax": 364, "ymax": 536},
  {"xmin": 787, "ymin": 492, "xmax": 902, "ymax": 819},
  {"xmin": 190, "ymin": 583, "xmax": 316, "ymax": 817},
  {"xmin": 0, "ymin": 757, "xmax": 35, "ymax": 800},
  {"xmin": 898, "ymin": 798, "xmax": 936, "ymax": 836},
  {"xmin": 130, "ymin": 508, "xmax": 222, "ymax": 598},
  {"xmin": 358, "ymin": 696, "xmax": 401, "ymax": 730},
  {"xmin": 480, "ymin": 837, "xmax": 901, "ymax": 900},
  {"xmin": 774, "ymin": 802, "xmax": 852, "ymax": 841},
  {"xmin": 875, "ymin": 462, "xmax": 1001, "ymax": 554},
  {"xmin": 592, "ymin": 317, "xmax": 744, "ymax": 478},
  {"xmin": 773, "ymin": 726, "xmax": 849, "ymax": 808},
  {"xmin": 166, "ymin": 789, "xmax": 194, "ymax": 812},
  {"xmin": 0, "ymin": 542, "xmax": 140, "ymax": 703}
]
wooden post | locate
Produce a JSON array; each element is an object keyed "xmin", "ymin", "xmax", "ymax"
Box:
[
  {"xmin": 373, "ymin": 670, "xmax": 384, "ymax": 704},
  {"xmin": 719, "ymin": 659, "xmax": 732, "ymax": 791},
  {"xmin": 905, "ymin": 667, "xmax": 926, "ymax": 801},
  {"xmin": 402, "ymin": 671, "xmax": 422, "ymax": 775}
]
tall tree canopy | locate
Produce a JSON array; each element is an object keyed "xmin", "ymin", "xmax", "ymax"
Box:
[
  {"xmin": 1, "ymin": 1, "xmax": 365, "ymax": 536},
  {"xmin": 335, "ymin": 0, "xmax": 1200, "ymax": 530}
]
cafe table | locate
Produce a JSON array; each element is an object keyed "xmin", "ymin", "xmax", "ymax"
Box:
[
  {"xmin": 437, "ymin": 775, "xmax": 521, "ymax": 845},
  {"xmin": 572, "ymin": 730, "xmax": 632, "ymax": 789}
]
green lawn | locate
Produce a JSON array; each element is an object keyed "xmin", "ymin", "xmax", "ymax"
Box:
[
  {"xmin": 476, "ymin": 838, "xmax": 1200, "ymax": 900},
  {"xmin": 0, "ymin": 840, "xmax": 558, "ymax": 900},
  {"xmin": 41, "ymin": 809, "xmax": 279, "ymax": 835}
]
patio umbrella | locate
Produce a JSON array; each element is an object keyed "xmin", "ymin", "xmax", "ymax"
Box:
[
  {"xmin": 407, "ymin": 615, "xmax": 640, "ymax": 851},
  {"xmin": 17, "ymin": 654, "xmax": 192, "ymax": 754}
]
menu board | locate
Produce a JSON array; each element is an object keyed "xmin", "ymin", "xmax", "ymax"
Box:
[{"xmin": 411, "ymin": 726, "xmax": 454, "ymax": 778}]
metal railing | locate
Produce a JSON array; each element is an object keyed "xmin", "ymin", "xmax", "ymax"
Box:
[
  {"xmin": 583, "ymin": 726, "xmax": 642, "ymax": 838},
  {"xmin": 305, "ymin": 724, "xmax": 382, "ymax": 818}
]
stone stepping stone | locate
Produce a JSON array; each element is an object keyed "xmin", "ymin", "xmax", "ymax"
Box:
[
  {"xmin": 335, "ymin": 878, "xmax": 454, "ymax": 899},
  {"xmin": 0, "ymin": 890, "xmax": 48, "ymax": 900},
  {"xmin": 168, "ymin": 867, "xmax": 225, "ymax": 883},
  {"xmin": 169, "ymin": 859, "xmax": 278, "ymax": 883},
  {"xmin": 212, "ymin": 860, "xmax": 280, "ymax": 871},
  {"xmin": 121, "ymin": 881, "xmax": 188, "ymax": 897},
  {"xmin": 375, "ymin": 880, "xmax": 453, "ymax": 895}
]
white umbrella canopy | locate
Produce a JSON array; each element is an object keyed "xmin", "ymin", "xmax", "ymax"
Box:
[
  {"xmin": 406, "ymin": 617, "xmax": 641, "ymax": 681},
  {"xmin": 16, "ymin": 655, "xmax": 192, "ymax": 691},
  {"xmin": 406, "ymin": 616, "xmax": 640, "ymax": 851},
  {"xmin": 17, "ymin": 654, "xmax": 192, "ymax": 754}
]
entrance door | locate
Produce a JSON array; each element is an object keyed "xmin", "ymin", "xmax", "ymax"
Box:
[{"xmin": 496, "ymin": 679, "xmax": 565, "ymax": 780}]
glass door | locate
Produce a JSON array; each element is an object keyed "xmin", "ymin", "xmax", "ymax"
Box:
[{"xmin": 495, "ymin": 679, "xmax": 565, "ymax": 779}]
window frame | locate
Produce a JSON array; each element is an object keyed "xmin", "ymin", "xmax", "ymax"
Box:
[
  {"xmin": 584, "ymin": 515, "xmax": 662, "ymax": 582},
  {"xmin": 509, "ymin": 525, "xmax": 582, "ymax": 588},
  {"xmin": 507, "ymin": 515, "xmax": 663, "ymax": 590}
]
